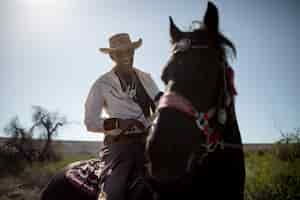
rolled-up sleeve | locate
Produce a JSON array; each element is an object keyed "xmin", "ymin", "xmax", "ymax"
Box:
[{"xmin": 84, "ymin": 81, "xmax": 105, "ymax": 132}]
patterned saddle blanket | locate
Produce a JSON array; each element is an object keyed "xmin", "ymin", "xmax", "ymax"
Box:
[
  {"xmin": 64, "ymin": 158, "xmax": 105, "ymax": 196},
  {"xmin": 64, "ymin": 158, "xmax": 156, "ymax": 200}
]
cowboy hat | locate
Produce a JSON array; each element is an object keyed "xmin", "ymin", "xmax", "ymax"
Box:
[{"xmin": 99, "ymin": 33, "xmax": 142, "ymax": 54}]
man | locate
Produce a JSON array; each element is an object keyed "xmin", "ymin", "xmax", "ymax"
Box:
[{"xmin": 84, "ymin": 33, "xmax": 160, "ymax": 200}]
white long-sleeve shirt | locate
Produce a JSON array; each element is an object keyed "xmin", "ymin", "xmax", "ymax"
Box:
[{"xmin": 84, "ymin": 67, "xmax": 160, "ymax": 136}]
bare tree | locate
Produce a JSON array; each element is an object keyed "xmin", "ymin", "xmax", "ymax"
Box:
[
  {"xmin": 2, "ymin": 106, "xmax": 67, "ymax": 162},
  {"xmin": 31, "ymin": 106, "xmax": 67, "ymax": 161},
  {"xmin": 277, "ymin": 128, "xmax": 300, "ymax": 144}
]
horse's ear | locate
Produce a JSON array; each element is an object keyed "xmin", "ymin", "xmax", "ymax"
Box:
[
  {"xmin": 203, "ymin": 1, "xmax": 219, "ymax": 32},
  {"xmin": 169, "ymin": 16, "xmax": 182, "ymax": 42}
]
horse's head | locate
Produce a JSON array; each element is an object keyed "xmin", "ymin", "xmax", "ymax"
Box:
[
  {"xmin": 162, "ymin": 1, "xmax": 236, "ymax": 111},
  {"xmin": 146, "ymin": 2, "xmax": 238, "ymax": 186}
]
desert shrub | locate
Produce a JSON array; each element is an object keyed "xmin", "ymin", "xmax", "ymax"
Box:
[
  {"xmin": 273, "ymin": 143, "xmax": 300, "ymax": 162},
  {"xmin": 0, "ymin": 153, "xmax": 94, "ymax": 200},
  {"xmin": 272, "ymin": 128, "xmax": 300, "ymax": 162},
  {"xmin": 0, "ymin": 146, "xmax": 27, "ymax": 177}
]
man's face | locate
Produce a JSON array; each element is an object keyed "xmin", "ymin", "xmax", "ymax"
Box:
[{"xmin": 111, "ymin": 48, "xmax": 134, "ymax": 66}]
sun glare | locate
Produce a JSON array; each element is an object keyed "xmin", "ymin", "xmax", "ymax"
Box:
[
  {"xmin": 26, "ymin": 0, "xmax": 59, "ymax": 6},
  {"xmin": 17, "ymin": 0, "xmax": 69, "ymax": 34}
]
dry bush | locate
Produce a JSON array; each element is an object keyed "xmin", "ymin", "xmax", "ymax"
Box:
[{"xmin": 273, "ymin": 128, "xmax": 300, "ymax": 162}]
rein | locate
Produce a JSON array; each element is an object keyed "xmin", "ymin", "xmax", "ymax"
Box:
[
  {"xmin": 157, "ymin": 91, "xmax": 226, "ymax": 152},
  {"xmin": 157, "ymin": 90, "xmax": 243, "ymax": 153}
]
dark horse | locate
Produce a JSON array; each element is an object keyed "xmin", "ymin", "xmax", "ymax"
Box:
[
  {"xmin": 146, "ymin": 1, "xmax": 245, "ymax": 200},
  {"xmin": 40, "ymin": 2, "xmax": 245, "ymax": 200}
]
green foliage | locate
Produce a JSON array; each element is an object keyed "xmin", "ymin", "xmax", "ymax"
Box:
[
  {"xmin": 245, "ymin": 129, "xmax": 300, "ymax": 200},
  {"xmin": 245, "ymin": 152, "xmax": 300, "ymax": 200}
]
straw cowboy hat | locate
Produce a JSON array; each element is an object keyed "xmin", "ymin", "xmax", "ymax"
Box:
[{"xmin": 99, "ymin": 33, "xmax": 142, "ymax": 54}]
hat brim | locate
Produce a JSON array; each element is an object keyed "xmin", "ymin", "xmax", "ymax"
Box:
[{"xmin": 99, "ymin": 38, "xmax": 142, "ymax": 54}]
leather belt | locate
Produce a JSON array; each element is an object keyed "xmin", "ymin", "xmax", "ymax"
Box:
[{"xmin": 104, "ymin": 132, "xmax": 148, "ymax": 145}]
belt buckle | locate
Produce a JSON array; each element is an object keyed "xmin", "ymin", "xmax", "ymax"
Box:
[{"xmin": 124, "ymin": 126, "xmax": 143, "ymax": 135}]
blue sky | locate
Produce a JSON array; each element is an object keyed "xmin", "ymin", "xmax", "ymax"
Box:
[{"xmin": 0, "ymin": 0, "xmax": 299, "ymax": 143}]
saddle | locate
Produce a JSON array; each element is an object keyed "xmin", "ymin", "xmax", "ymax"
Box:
[{"xmin": 64, "ymin": 158, "xmax": 156, "ymax": 199}]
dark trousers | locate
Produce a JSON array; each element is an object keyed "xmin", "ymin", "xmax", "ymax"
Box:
[{"xmin": 101, "ymin": 141, "xmax": 146, "ymax": 200}]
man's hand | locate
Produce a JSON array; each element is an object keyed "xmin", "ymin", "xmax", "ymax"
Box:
[{"xmin": 118, "ymin": 119, "xmax": 145, "ymax": 132}]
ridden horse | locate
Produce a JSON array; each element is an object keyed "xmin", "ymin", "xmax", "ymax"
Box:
[
  {"xmin": 146, "ymin": 1, "xmax": 245, "ymax": 200},
  {"xmin": 40, "ymin": 2, "xmax": 245, "ymax": 200}
]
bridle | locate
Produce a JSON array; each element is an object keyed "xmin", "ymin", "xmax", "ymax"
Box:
[
  {"xmin": 158, "ymin": 37, "xmax": 241, "ymax": 152},
  {"xmin": 171, "ymin": 38, "xmax": 209, "ymax": 55}
]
